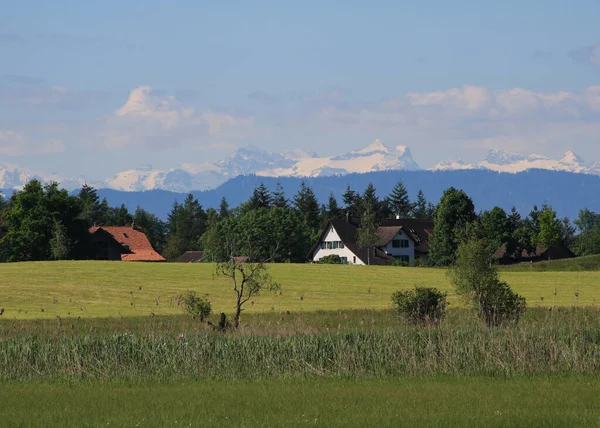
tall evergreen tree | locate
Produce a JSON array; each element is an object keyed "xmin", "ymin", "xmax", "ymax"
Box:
[
  {"xmin": 78, "ymin": 184, "xmax": 107, "ymax": 226},
  {"xmin": 342, "ymin": 185, "xmax": 361, "ymax": 218},
  {"xmin": 293, "ymin": 181, "xmax": 321, "ymax": 234},
  {"xmin": 219, "ymin": 197, "xmax": 230, "ymax": 218},
  {"xmin": 387, "ymin": 180, "xmax": 413, "ymax": 219},
  {"xmin": 247, "ymin": 183, "xmax": 273, "ymax": 210},
  {"xmin": 104, "ymin": 204, "xmax": 133, "ymax": 226},
  {"xmin": 361, "ymin": 183, "xmax": 388, "ymax": 220},
  {"xmin": 411, "ymin": 190, "xmax": 428, "ymax": 218},
  {"xmin": 164, "ymin": 194, "xmax": 206, "ymax": 259},
  {"xmin": 428, "ymin": 187, "xmax": 477, "ymax": 266},
  {"xmin": 325, "ymin": 193, "xmax": 342, "ymax": 220},
  {"xmin": 272, "ymin": 181, "xmax": 288, "ymax": 208}
]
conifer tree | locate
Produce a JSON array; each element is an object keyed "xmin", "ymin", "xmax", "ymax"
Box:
[
  {"xmin": 293, "ymin": 181, "xmax": 321, "ymax": 234},
  {"xmin": 219, "ymin": 197, "xmax": 230, "ymax": 218},
  {"xmin": 326, "ymin": 193, "xmax": 342, "ymax": 219},
  {"xmin": 387, "ymin": 180, "xmax": 413, "ymax": 219},
  {"xmin": 247, "ymin": 183, "xmax": 273, "ymax": 210},
  {"xmin": 411, "ymin": 189, "xmax": 428, "ymax": 218},
  {"xmin": 272, "ymin": 181, "xmax": 288, "ymax": 208},
  {"xmin": 342, "ymin": 185, "xmax": 361, "ymax": 218}
]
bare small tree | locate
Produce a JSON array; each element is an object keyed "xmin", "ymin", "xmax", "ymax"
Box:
[{"xmin": 216, "ymin": 248, "xmax": 280, "ymax": 329}]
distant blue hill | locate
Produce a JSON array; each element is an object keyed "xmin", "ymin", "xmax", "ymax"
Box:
[{"xmin": 3, "ymin": 169, "xmax": 600, "ymax": 220}]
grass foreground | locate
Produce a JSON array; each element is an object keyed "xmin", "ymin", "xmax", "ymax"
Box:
[
  {"xmin": 1, "ymin": 377, "xmax": 599, "ymax": 427},
  {"xmin": 0, "ymin": 261, "xmax": 598, "ymax": 319}
]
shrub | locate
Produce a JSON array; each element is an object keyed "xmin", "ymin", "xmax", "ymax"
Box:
[
  {"xmin": 180, "ymin": 291, "xmax": 212, "ymax": 321},
  {"xmin": 318, "ymin": 255, "xmax": 344, "ymax": 264},
  {"xmin": 450, "ymin": 238, "xmax": 527, "ymax": 326},
  {"xmin": 392, "ymin": 259, "xmax": 409, "ymax": 267},
  {"xmin": 477, "ymin": 281, "xmax": 527, "ymax": 326},
  {"xmin": 391, "ymin": 287, "xmax": 447, "ymax": 325}
]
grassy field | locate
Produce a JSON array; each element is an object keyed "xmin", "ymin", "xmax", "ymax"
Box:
[
  {"xmin": 1, "ymin": 377, "xmax": 599, "ymax": 427},
  {"xmin": 1, "ymin": 261, "xmax": 599, "ymax": 426},
  {"xmin": 0, "ymin": 261, "xmax": 598, "ymax": 320}
]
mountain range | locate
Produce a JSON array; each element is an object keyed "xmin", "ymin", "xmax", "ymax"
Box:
[{"xmin": 1, "ymin": 139, "xmax": 599, "ymax": 193}]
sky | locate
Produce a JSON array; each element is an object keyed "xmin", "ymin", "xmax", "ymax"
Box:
[{"xmin": 1, "ymin": 0, "xmax": 600, "ymax": 180}]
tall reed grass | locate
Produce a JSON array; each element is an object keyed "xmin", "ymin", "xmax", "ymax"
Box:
[{"xmin": 1, "ymin": 309, "xmax": 598, "ymax": 381}]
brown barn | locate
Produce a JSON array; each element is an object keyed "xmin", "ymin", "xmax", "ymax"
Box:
[{"xmin": 89, "ymin": 225, "xmax": 165, "ymax": 262}]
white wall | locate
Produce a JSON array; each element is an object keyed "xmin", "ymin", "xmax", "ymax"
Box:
[
  {"xmin": 382, "ymin": 230, "xmax": 415, "ymax": 265},
  {"xmin": 312, "ymin": 225, "xmax": 364, "ymax": 265}
]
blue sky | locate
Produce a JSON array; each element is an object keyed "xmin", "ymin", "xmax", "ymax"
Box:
[{"xmin": 1, "ymin": 0, "xmax": 600, "ymax": 179}]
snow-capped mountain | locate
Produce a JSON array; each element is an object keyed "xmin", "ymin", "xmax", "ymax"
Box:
[
  {"xmin": 104, "ymin": 139, "xmax": 421, "ymax": 192},
  {"xmin": 431, "ymin": 159, "xmax": 476, "ymax": 171},
  {"xmin": 432, "ymin": 149, "xmax": 600, "ymax": 175},
  {"xmin": 3, "ymin": 142, "xmax": 600, "ymax": 193},
  {"xmin": 257, "ymin": 139, "xmax": 420, "ymax": 178}
]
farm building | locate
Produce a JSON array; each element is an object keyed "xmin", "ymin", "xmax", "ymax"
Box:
[
  {"xmin": 495, "ymin": 243, "xmax": 574, "ymax": 264},
  {"xmin": 172, "ymin": 251, "xmax": 205, "ymax": 263},
  {"xmin": 309, "ymin": 216, "xmax": 434, "ymax": 266},
  {"xmin": 89, "ymin": 225, "xmax": 165, "ymax": 262}
]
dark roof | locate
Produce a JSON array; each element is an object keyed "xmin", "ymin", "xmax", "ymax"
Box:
[
  {"xmin": 172, "ymin": 251, "xmax": 205, "ymax": 263},
  {"xmin": 90, "ymin": 226, "xmax": 165, "ymax": 262},
  {"xmin": 495, "ymin": 242, "xmax": 574, "ymax": 262},
  {"xmin": 309, "ymin": 217, "xmax": 434, "ymax": 264},
  {"xmin": 379, "ymin": 218, "xmax": 435, "ymax": 254}
]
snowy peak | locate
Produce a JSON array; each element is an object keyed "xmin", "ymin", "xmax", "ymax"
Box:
[
  {"xmin": 432, "ymin": 159, "xmax": 476, "ymax": 171},
  {"xmin": 352, "ymin": 138, "xmax": 390, "ymax": 155},
  {"xmin": 560, "ymin": 150, "xmax": 585, "ymax": 166},
  {"xmin": 440, "ymin": 149, "xmax": 599, "ymax": 175},
  {"xmin": 3, "ymin": 142, "xmax": 600, "ymax": 193}
]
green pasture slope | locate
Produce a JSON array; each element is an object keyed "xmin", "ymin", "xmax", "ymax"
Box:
[{"xmin": 0, "ymin": 261, "xmax": 598, "ymax": 319}]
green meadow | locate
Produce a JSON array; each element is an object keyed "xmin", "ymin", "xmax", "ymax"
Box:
[
  {"xmin": 0, "ymin": 261, "xmax": 597, "ymax": 319},
  {"xmin": 1, "ymin": 261, "xmax": 599, "ymax": 427},
  {"xmin": 1, "ymin": 377, "xmax": 599, "ymax": 427}
]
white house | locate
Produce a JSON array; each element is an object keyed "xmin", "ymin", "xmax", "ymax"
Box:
[{"xmin": 309, "ymin": 217, "xmax": 434, "ymax": 265}]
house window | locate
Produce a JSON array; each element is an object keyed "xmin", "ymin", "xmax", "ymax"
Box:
[
  {"xmin": 333, "ymin": 241, "xmax": 339, "ymax": 249},
  {"xmin": 392, "ymin": 239, "xmax": 400, "ymax": 248},
  {"xmin": 327, "ymin": 242, "xmax": 333, "ymax": 249},
  {"xmin": 353, "ymin": 256, "xmax": 356, "ymax": 264},
  {"xmin": 340, "ymin": 257, "xmax": 348, "ymax": 264},
  {"xmin": 339, "ymin": 241, "xmax": 345, "ymax": 249},
  {"xmin": 320, "ymin": 242, "xmax": 326, "ymax": 250},
  {"xmin": 396, "ymin": 255, "xmax": 410, "ymax": 263}
]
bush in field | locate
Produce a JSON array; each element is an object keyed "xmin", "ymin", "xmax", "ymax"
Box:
[
  {"xmin": 450, "ymin": 238, "xmax": 526, "ymax": 326},
  {"xmin": 391, "ymin": 287, "xmax": 447, "ymax": 325},
  {"xmin": 318, "ymin": 255, "xmax": 344, "ymax": 264},
  {"xmin": 392, "ymin": 259, "xmax": 409, "ymax": 267},
  {"xmin": 180, "ymin": 291, "xmax": 212, "ymax": 321}
]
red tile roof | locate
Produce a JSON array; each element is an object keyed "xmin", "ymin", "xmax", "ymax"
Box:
[{"xmin": 89, "ymin": 226, "xmax": 165, "ymax": 262}]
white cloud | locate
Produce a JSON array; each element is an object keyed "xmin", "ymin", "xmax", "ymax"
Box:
[
  {"xmin": 101, "ymin": 86, "xmax": 258, "ymax": 150},
  {"xmin": 306, "ymin": 84, "xmax": 600, "ymax": 158},
  {"xmin": 0, "ymin": 129, "xmax": 65, "ymax": 156}
]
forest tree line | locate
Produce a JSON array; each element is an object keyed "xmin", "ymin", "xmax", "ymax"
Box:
[{"xmin": 0, "ymin": 179, "xmax": 599, "ymax": 265}]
